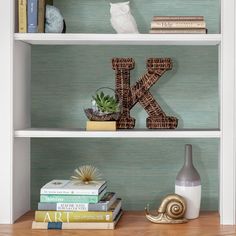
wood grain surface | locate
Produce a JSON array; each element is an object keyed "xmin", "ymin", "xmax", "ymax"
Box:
[{"xmin": 1, "ymin": 211, "xmax": 236, "ymax": 236}]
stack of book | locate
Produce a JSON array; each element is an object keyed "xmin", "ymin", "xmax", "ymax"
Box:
[
  {"xmin": 18, "ymin": 0, "xmax": 53, "ymax": 33},
  {"xmin": 149, "ymin": 16, "xmax": 207, "ymax": 34},
  {"xmin": 32, "ymin": 180, "xmax": 122, "ymax": 230}
]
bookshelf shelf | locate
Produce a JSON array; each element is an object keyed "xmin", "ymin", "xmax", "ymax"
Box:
[
  {"xmin": 2, "ymin": 211, "xmax": 234, "ymax": 235},
  {"xmin": 14, "ymin": 33, "xmax": 222, "ymax": 45},
  {"xmin": 14, "ymin": 128, "xmax": 221, "ymax": 138}
]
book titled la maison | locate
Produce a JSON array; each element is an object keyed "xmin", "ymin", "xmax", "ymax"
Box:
[
  {"xmin": 41, "ymin": 179, "xmax": 106, "ymax": 195},
  {"xmin": 35, "ymin": 199, "xmax": 122, "ymax": 223}
]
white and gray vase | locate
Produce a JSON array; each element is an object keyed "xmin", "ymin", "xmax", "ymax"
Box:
[{"xmin": 175, "ymin": 144, "xmax": 201, "ymax": 219}]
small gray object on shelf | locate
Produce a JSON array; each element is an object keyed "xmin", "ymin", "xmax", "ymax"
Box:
[{"xmin": 45, "ymin": 5, "xmax": 66, "ymax": 33}]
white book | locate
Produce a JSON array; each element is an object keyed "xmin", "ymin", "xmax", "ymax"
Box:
[{"xmin": 40, "ymin": 180, "xmax": 106, "ymax": 195}]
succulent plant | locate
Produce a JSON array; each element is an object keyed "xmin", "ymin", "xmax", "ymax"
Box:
[{"xmin": 92, "ymin": 91, "xmax": 119, "ymax": 114}]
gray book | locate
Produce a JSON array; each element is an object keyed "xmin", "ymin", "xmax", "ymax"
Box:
[{"xmin": 38, "ymin": 192, "xmax": 117, "ymax": 211}]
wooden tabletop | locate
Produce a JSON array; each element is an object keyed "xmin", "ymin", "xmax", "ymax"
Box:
[{"xmin": 1, "ymin": 211, "xmax": 236, "ymax": 236}]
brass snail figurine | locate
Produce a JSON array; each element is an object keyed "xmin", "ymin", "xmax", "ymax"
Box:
[{"xmin": 145, "ymin": 194, "xmax": 188, "ymax": 224}]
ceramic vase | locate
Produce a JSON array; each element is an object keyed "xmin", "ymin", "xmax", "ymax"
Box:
[{"xmin": 175, "ymin": 144, "xmax": 201, "ymax": 219}]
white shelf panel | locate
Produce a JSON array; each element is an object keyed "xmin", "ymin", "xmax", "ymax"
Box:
[
  {"xmin": 14, "ymin": 33, "xmax": 222, "ymax": 45},
  {"xmin": 14, "ymin": 128, "xmax": 221, "ymax": 138}
]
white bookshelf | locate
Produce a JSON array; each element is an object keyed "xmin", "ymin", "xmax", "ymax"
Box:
[
  {"xmin": 14, "ymin": 33, "xmax": 221, "ymax": 45},
  {"xmin": 14, "ymin": 128, "xmax": 221, "ymax": 138},
  {"xmin": 0, "ymin": 0, "xmax": 235, "ymax": 226}
]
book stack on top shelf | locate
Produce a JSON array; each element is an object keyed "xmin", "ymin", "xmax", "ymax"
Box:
[
  {"xmin": 32, "ymin": 180, "xmax": 122, "ymax": 230},
  {"xmin": 149, "ymin": 16, "xmax": 207, "ymax": 34}
]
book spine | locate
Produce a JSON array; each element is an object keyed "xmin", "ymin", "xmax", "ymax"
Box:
[
  {"xmin": 32, "ymin": 221, "xmax": 115, "ymax": 229},
  {"xmin": 38, "ymin": 202, "xmax": 110, "ymax": 211},
  {"xmin": 18, "ymin": 0, "xmax": 27, "ymax": 33},
  {"xmin": 35, "ymin": 211, "xmax": 113, "ymax": 222},
  {"xmin": 40, "ymin": 189, "xmax": 100, "ymax": 195},
  {"xmin": 153, "ymin": 16, "xmax": 204, "ymax": 21},
  {"xmin": 37, "ymin": 0, "xmax": 45, "ymax": 33},
  {"xmin": 40, "ymin": 182, "xmax": 106, "ymax": 195},
  {"xmin": 151, "ymin": 21, "xmax": 206, "ymax": 29},
  {"xmin": 38, "ymin": 192, "xmax": 116, "ymax": 211},
  {"xmin": 32, "ymin": 210, "xmax": 122, "ymax": 229},
  {"xmin": 27, "ymin": 0, "xmax": 38, "ymax": 33},
  {"xmin": 149, "ymin": 29, "xmax": 207, "ymax": 34},
  {"xmin": 40, "ymin": 194, "xmax": 101, "ymax": 203}
]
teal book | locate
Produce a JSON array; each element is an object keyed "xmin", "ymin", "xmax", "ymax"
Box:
[{"xmin": 40, "ymin": 188, "xmax": 106, "ymax": 203}]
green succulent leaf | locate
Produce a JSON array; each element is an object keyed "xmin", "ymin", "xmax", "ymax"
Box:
[{"xmin": 93, "ymin": 91, "xmax": 119, "ymax": 113}]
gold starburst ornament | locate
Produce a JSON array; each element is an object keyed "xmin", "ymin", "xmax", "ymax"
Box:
[{"xmin": 71, "ymin": 165, "xmax": 102, "ymax": 185}]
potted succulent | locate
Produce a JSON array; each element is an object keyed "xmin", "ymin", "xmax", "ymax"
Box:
[{"xmin": 84, "ymin": 88, "xmax": 120, "ymax": 121}]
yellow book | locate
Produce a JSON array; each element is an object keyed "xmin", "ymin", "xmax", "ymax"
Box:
[
  {"xmin": 86, "ymin": 121, "xmax": 116, "ymax": 131},
  {"xmin": 32, "ymin": 210, "xmax": 123, "ymax": 229},
  {"xmin": 18, "ymin": 0, "xmax": 27, "ymax": 33},
  {"xmin": 35, "ymin": 199, "xmax": 121, "ymax": 223}
]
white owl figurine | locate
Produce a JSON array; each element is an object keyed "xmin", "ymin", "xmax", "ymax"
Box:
[{"xmin": 110, "ymin": 1, "xmax": 139, "ymax": 34}]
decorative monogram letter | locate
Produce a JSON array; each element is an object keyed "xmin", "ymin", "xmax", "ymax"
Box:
[{"xmin": 112, "ymin": 58, "xmax": 178, "ymax": 129}]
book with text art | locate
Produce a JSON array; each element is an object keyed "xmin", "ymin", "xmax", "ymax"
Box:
[
  {"xmin": 40, "ymin": 179, "xmax": 106, "ymax": 195},
  {"xmin": 38, "ymin": 192, "xmax": 117, "ymax": 211},
  {"xmin": 32, "ymin": 210, "xmax": 123, "ymax": 229},
  {"xmin": 35, "ymin": 199, "xmax": 122, "ymax": 223}
]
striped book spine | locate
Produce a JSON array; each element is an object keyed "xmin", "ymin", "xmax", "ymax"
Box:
[
  {"xmin": 32, "ymin": 210, "xmax": 123, "ymax": 229},
  {"xmin": 150, "ymin": 21, "xmax": 206, "ymax": 29},
  {"xmin": 153, "ymin": 16, "xmax": 204, "ymax": 21},
  {"xmin": 35, "ymin": 210, "xmax": 114, "ymax": 222},
  {"xmin": 35, "ymin": 199, "xmax": 121, "ymax": 223},
  {"xmin": 149, "ymin": 29, "xmax": 207, "ymax": 34},
  {"xmin": 38, "ymin": 192, "xmax": 116, "ymax": 211},
  {"xmin": 32, "ymin": 221, "xmax": 116, "ymax": 230}
]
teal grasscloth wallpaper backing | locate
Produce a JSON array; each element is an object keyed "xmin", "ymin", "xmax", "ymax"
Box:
[{"xmin": 31, "ymin": 0, "xmax": 220, "ymax": 210}]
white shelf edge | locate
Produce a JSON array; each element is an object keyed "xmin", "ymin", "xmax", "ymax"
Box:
[
  {"xmin": 14, "ymin": 129, "xmax": 221, "ymax": 138},
  {"xmin": 14, "ymin": 33, "xmax": 222, "ymax": 45}
]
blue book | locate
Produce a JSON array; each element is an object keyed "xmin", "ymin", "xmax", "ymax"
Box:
[{"xmin": 27, "ymin": 0, "xmax": 38, "ymax": 33}]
